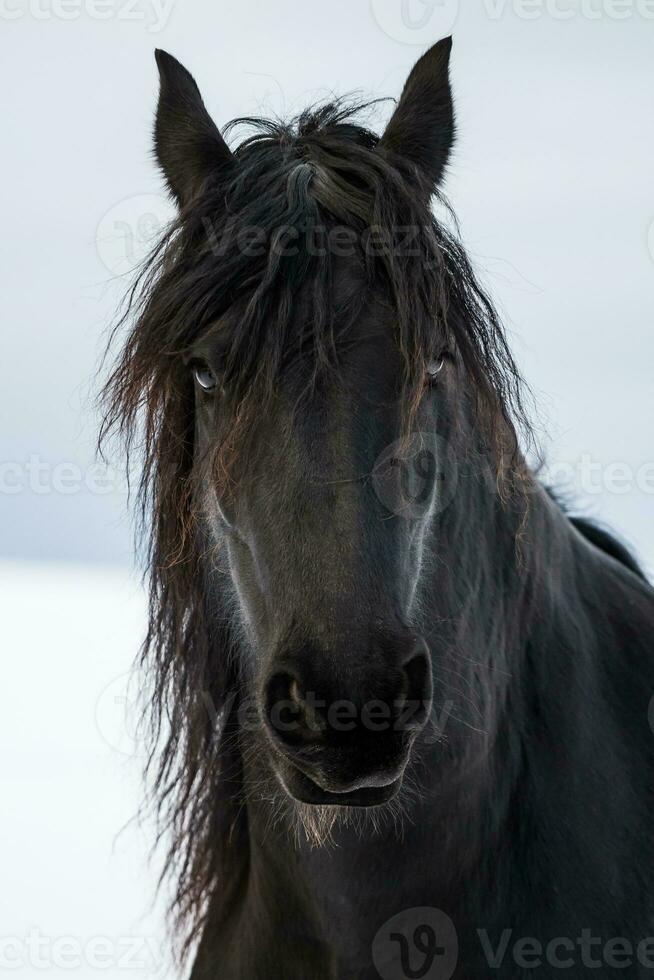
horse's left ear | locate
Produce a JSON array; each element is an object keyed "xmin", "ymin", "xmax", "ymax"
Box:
[
  {"xmin": 380, "ymin": 37, "xmax": 455, "ymax": 192},
  {"xmin": 154, "ymin": 49, "xmax": 234, "ymax": 207}
]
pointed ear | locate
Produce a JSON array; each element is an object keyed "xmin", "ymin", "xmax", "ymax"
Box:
[
  {"xmin": 153, "ymin": 49, "xmax": 233, "ymax": 207},
  {"xmin": 380, "ymin": 37, "xmax": 455, "ymax": 192}
]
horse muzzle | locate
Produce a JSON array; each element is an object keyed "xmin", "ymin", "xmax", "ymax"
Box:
[{"xmin": 261, "ymin": 633, "xmax": 433, "ymax": 806}]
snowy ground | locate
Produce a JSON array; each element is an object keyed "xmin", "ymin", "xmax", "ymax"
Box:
[{"xmin": 0, "ymin": 561, "xmax": 173, "ymax": 979}]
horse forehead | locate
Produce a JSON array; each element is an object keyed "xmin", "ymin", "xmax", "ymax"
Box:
[{"xmin": 268, "ymin": 368, "xmax": 399, "ymax": 489}]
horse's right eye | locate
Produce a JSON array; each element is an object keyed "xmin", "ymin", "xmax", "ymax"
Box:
[{"xmin": 192, "ymin": 362, "xmax": 218, "ymax": 392}]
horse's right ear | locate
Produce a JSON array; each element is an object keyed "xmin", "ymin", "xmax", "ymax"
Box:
[
  {"xmin": 380, "ymin": 37, "xmax": 455, "ymax": 193},
  {"xmin": 154, "ymin": 49, "xmax": 234, "ymax": 208}
]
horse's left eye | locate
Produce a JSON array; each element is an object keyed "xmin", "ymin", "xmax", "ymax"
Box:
[
  {"xmin": 192, "ymin": 362, "xmax": 218, "ymax": 392},
  {"xmin": 425, "ymin": 358, "xmax": 445, "ymax": 383}
]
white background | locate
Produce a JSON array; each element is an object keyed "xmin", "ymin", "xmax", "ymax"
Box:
[{"xmin": 1, "ymin": 1, "xmax": 652, "ymax": 977}]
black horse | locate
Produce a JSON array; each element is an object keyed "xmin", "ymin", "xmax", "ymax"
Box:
[{"xmin": 102, "ymin": 38, "xmax": 654, "ymax": 979}]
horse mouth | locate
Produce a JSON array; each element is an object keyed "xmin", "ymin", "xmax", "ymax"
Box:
[{"xmin": 278, "ymin": 762, "xmax": 404, "ymax": 807}]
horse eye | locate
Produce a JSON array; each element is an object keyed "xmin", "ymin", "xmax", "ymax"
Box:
[
  {"xmin": 425, "ymin": 357, "xmax": 445, "ymax": 382},
  {"xmin": 192, "ymin": 362, "xmax": 218, "ymax": 392}
]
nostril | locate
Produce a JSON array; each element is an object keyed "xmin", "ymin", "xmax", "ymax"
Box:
[
  {"xmin": 265, "ymin": 670, "xmax": 299, "ymax": 734},
  {"xmin": 398, "ymin": 639, "xmax": 433, "ymax": 731},
  {"xmin": 265, "ymin": 669, "xmax": 295, "ymax": 707},
  {"xmin": 288, "ymin": 677, "xmax": 302, "ymax": 708},
  {"xmin": 264, "ymin": 670, "xmax": 326, "ymax": 747}
]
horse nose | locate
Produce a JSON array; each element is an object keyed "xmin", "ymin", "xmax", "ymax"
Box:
[{"xmin": 262, "ymin": 636, "xmax": 433, "ymax": 752}]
